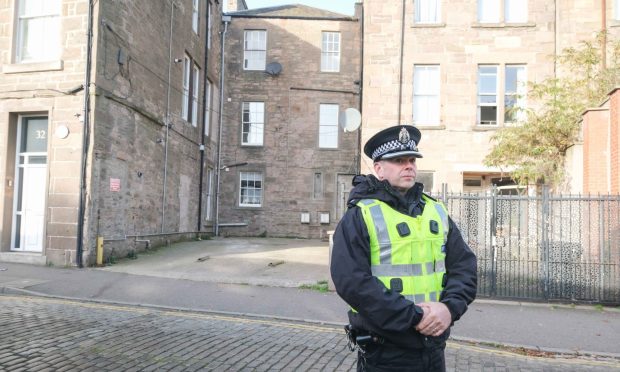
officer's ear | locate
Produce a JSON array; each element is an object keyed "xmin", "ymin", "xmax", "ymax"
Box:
[{"xmin": 373, "ymin": 161, "xmax": 384, "ymax": 180}]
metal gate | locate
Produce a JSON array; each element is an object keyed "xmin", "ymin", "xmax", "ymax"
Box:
[{"xmin": 438, "ymin": 186, "xmax": 620, "ymax": 305}]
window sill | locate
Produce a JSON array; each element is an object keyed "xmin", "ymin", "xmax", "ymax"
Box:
[
  {"xmin": 471, "ymin": 22, "xmax": 536, "ymax": 28},
  {"xmin": 411, "ymin": 23, "xmax": 446, "ymax": 28},
  {"xmin": 473, "ymin": 124, "xmax": 501, "ymax": 131},
  {"xmin": 610, "ymin": 20, "xmax": 620, "ymax": 27},
  {"xmin": 415, "ymin": 125, "xmax": 445, "ymax": 130},
  {"xmin": 318, "ymin": 147, "xmax": 339, "ymax": 150},
  {"xmin": 2, "ymin": 60, "xmax": 64, "ymax": 74}
]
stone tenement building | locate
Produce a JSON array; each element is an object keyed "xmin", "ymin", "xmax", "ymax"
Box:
[
  {"xmin": 0, "ymin": 0, "xmax": 223, "ymax": 266},
  {"xmin": 218, "ymin": 4, "xmax": 362, "ymax": 239},
  {"xmin": 361, "ymin": 0, "xmax": 620, "ymax": 193}
]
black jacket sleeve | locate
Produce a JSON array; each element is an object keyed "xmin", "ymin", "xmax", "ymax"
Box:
[
  {"xmin": 440, "ymin": 217, "xmax": 477, "ymax": 322},
  {"xmin": 330, "ymin": 207, "xmax": 422, "ymax": 333}
]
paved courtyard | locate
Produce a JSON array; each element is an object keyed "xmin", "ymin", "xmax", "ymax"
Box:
[{"xmin": 1, "ymin": 295, "xmax": 618, "ymax": 371}]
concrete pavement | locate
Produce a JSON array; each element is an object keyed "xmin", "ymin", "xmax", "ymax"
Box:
[{"xmin": 1, "ymin": 237, "xmax": 619, "ymax": 360}]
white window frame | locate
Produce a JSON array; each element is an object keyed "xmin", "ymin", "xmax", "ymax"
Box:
[
  {"xmin": 206, "ymin": 168, "xmax": 214, "ymax": 220},
  {"xmin": 478, "ymin": 0, "xmax": 527, "ymax": 23},
  {"xmin": 182, "ymin": 56, "xmax": 191, "ymax": 121},
  {"xmin": 477, "ymin": 64, "xmax": 527, "ymax": 126},
  {"xmin": 192, "ymin": 0, "xmax": 200, "ymax": 34},
  {"xmin": 319, "ymin": 104, "xmax": 339, "ymax": 149},
  {"xmin": 413, "ymin": 65, "xmax": 441, "ymax": 126},
  {"xmin": 191, "ymin": 63, "xmax": 200, "ymax": 127},
  {"xmin": 204, "ymin": 79, "xmax": 212, "ymax": 136},
  {"xmin": 239, "ymin": 172, "xmax": 263, "ymax": 207},
  {"xmin": 504, "ymin": 65, "xmax": 527, "ymax": 124},
  {"xmin": 477, "ymin": 65, "xmax": 498, "ymax": 125},
  {"xmin": 321, "ymin": 32, "xmax": 341, "ymax": 72},
  {"xmin": 16, "ymin": 0, "xmax": 61, "ymax": 63},
  {"xmin": 415, "ymin": 0, "xmax": 441, "ymax": 24},
  {"xmin": 207, "ymin": 2, "xmax": 212, "ymax": 49},
  {"xmin": 242, "ymin": 102, "xmax": 265, "ymax": 146},
  {"xmin": 244, "ymin": 30, "xmax": 267, "ymax": 70}
]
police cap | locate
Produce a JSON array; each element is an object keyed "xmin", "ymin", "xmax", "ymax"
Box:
[{"xmin": 363, "ymin": 125, "xmax": 423, "ymax": 161}]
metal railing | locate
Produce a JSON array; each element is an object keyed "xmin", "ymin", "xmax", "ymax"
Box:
[{"xmin": 435, "ymin": 186, "xmax": 620, "ymax": 305}]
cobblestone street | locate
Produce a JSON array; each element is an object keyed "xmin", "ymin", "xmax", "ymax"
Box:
[{"xmin": 0, "ymin": 295, "xmax": 617, "ymax": 371}]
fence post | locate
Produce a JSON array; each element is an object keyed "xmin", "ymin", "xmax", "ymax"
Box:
[
  {"xmin": 490, "ymin": 185, "xmax": 497, "ymax": 296},
  {"xmin": 441, "ymin": 183, "xmax": 448, "ymax": 204},
  {"xmin": 541, "ymin": 185, "xmax": 550, "ymax": 300}
]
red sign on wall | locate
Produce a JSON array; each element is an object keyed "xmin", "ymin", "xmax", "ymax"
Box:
[{"xmin": 110, "ymin": 178, "xmax": 121, "ymax": 192}]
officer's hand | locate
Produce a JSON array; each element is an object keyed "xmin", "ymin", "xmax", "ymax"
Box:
[{"xmin": 415, "ymin": 302, "xmax": 451, "ymax": 337}]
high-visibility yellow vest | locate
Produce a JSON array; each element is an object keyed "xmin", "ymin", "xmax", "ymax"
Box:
[{"xmin": 357, "ymin": 195, "xmax": 449, "ymax": 304}]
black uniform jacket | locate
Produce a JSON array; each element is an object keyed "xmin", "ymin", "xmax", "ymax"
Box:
[{"xmin": 330, "ymin": 175, "xmax": 477, "ymax": 349}]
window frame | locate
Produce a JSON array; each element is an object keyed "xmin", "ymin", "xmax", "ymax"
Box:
[
  {"xmin": 207, "ymin": 2, "xmax": 212, "ymax": 49},
  {"xmin": 321, "ymin": 31, "xmax": 341, "ymax": 72},
  {"xmin": 239, "ymin": 171, "xmax": 263, "ymax": 208},
  {"xmin": 191, "ymin": 63, "xmax": 200, "ymax": 127},
  {"xmin": 413, "ymin": 65, "xmax": 441, "ymax": 126},
  {"xmin": 477, "ymin": 65, "xmax": 499, "ymax": 126},
  {"xmin": 15, "ymin": 0, "xmax": 61, "ymax": 63},
  {"xmin": 192, "ymin": 0, "xmax": 200, "ymax": 34},
  {"xmin": 241, "ymin": 101, "xmax": 265, "ymax": 146},
  {"xmin": 244, "ymin": 30, "xmax": 267, "ymax": 71},
  {"xmin": 477, "ymin": 0, "xmax": 527, "ymax": 24},
  {"xmin": 477, "ymin": 64, "xmax": 527, "ymax": 127},
  {"xmin": 414, "ymin": 0, "xmax": 441, "ymax": 24},
  {"xmin": 182, "ymin": 56, "xmax": 191, "ymax": 121},
  {"xmin": 318, "ymin": 103, "xmax": 339, "ymax": 149},
  {"xmin": 204, "ymin": 79, "xmax": 212, "ymax": 136}
]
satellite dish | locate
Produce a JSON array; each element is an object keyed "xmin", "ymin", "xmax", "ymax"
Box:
[
  {"xmin": 339, "ymin": 108, "xmax": 361, "ymax": 132},
  {"xmin": 265, "ymin": 62, "xmax": 282, "ymax": 76}
]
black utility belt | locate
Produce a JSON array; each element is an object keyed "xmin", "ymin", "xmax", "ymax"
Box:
[{"xmin": 345, "ymin": 325, "xmax": 386, "ymax": 350}]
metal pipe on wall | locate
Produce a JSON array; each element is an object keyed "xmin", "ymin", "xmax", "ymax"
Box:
[
  {"xmin": 197, "ymin": 1, "xmax": 212, "ymax": 232},
  {"xmin": 76, "ymin": 0, "xmax": 94, "ymax": 268},
  {"xmin": 214, "ymin": 15, "xmax": 231, "ymax": 237},
  {"xmin": 162, "ymin": 1, "xmax": 177, "ymax": 233}
]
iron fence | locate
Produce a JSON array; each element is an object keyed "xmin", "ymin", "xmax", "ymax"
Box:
[{"xmin": 436, "ymin": 186, "xmax": 620, "ymax": 305}]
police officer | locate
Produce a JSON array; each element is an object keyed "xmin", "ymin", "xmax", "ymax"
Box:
[{"xmin": 330, "ymin": 125, "xmax": 477, "ymax": 371}]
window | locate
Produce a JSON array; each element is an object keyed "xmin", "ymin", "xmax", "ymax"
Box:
[
  {"xmin": 478, "ymin": 0, "xmax": 527, "ymax": 23},
  {"xmin": 182, "ymin": 56, "xmax": 200, "ymax": 126},
  {"xmin": 477, "ymin": 65, "xmax": 498, "ymax": 125},
  {"xmin": 207, "ymin": 2, "xmax": 212, "ymax": 49},
  {"xmin": 244, "ymin": 30, "xmax": 267, "ymax": 70},
  {"xmin": 321, "ymin": 32, "xmax": 340, "ymax": 72},
  {"xmin": 16, "ymin": 0, "xmax": 61, "ymax": 62},
  {"xmin": 204, "ymin": 79, "xmax": 212, "ymax": 136},
  {"xmin": 192, "ymin": 63, "xmax": 200, "ymax": 127},
  {"xmin": 477, "ymin": 64, "xmax": 527, "ymax": 126},
  {"xmin": 319, "ymin": 104, "xmax": 339, "ymax": 148},
  {"xmin": 192, "ymin": 0, "xmax": 200, "ymax": 34},
  {"xmin": 415, "ymin": 0, "xmax": 441, "ymax": 24},
  {"xmin": 504, "ymin": 65, "xmax": 527, "ymax": 123},
  {"xmin": 615, "ymin": 0, "xmax": 620, "ymax": 20},
  {"xmin": 239, "ymin": 172, "xmax": 263, "ymax": 207},
  {"xmin": 242, "ymin": 102, "xmax": 264, "ymax": 146},
  {"xmin": 182, "ymin": 56, "xmax": 191, "ymax": 121},
  {"xmin": 413, "ymin": 65, "xmax": 440, "ymax": 125},
  {"xmin": 206, "ymin": 169, "xmax": 214, "ymax": 220}
]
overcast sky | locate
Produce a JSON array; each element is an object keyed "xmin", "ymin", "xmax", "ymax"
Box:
[{"xmin": 243, "ymin": 0, "xmax": 357, "ymax": 16}]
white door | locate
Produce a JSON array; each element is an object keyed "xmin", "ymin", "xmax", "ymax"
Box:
[{"xmin": 12, "ymin": 117, "xmax": 48, "ymax": 252}]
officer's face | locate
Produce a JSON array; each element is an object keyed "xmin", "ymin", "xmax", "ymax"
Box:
[{"xmin": 374, "ymin": 156, "xmax": 417, "ymax": 194}]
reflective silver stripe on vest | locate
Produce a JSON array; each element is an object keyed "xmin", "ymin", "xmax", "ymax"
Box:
[
  {"xmin": 425, "ymin": 262, "xmax": 435, "ymax": 275},
  {"xmin": 368, "ymin": 204, "xmax": 391, "ymax": 264},
  {"xmin": 372, "ymin": 263, "xmax": 423, "ymax": 277},
  {"xmin": 404, "ymin": 294, "xmax": 427, "ymax": 304},
  {"xmin": 434, "ymin": 203, "xmax": 449, "ymax": 244},
  {"xmin": 435, "ymin": 259, "xmax": 446, "ymax": 273},
  {"xmin": 359, "ymin": 199, "xmax": 375, "ymax": 206},
  {"xmin": 429, "ymin": 291, "xmax": 438, "ymax": 302}
]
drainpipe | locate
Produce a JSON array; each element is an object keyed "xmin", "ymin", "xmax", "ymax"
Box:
[
  {"xmin": 76, "ymin": 0, "xmax": 94, "ymax": 268},
  {"xmin": 357, "ymin": 2, "xmax": 364, "ymax": 174},
  {"xmin": 397, "ymin": 0, "xmax": 406, "ymax": 124},
  {"xmin": 214, "ymin": 15, "xmax": 231, "ymax": 237},
  {"xmin": 162, "ymin": 1, "xmax": 177, "ymax": 233},
  {"xmin": 197, "ymin": 3, "xmax": 211, "ymax": 232}
]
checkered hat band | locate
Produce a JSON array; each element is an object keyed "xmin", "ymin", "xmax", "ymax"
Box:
[{"xmin": 372, "ymin": 140, "xmax": 417, "ymax": 160}]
